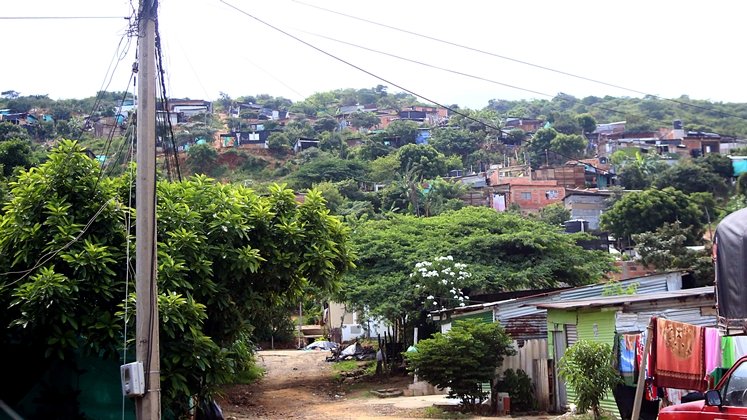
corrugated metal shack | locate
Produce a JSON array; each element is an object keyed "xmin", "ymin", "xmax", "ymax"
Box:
[
  {"xmin": 433, "ymin": 271, "xmax": 685, "ymax": 413},
  {"xmin": 534, "ymin": 286, "xmax": 715, "ymax": 417}
]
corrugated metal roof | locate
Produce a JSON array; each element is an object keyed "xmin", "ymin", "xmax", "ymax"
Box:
[
  {"xmin": 534, "ymin": 286, "xmax": 713, "ymax": 310},
  {"xmin": 617, "ymin": 307, "xmax": 717, "ymax": 333},
  {"xmin": 437, "ymin": 271, "xmax": 683, "ymax": 316}
]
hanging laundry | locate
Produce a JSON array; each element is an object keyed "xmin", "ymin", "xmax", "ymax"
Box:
[
  {"xmin": 620, "ymin": 334, "xmax": 637, "ymax": 386},
  {"xmin": 722, "ymin": 336, "xmax": 736, "ymax": 368},
  {"xmin": 734, "ymin": 336, "xmax": 747, "ymax": 359},
  {"xmin": 704, "ymin": 328, "xmax": 721, "ymax": 376},
  {"xmin": 654, "ymin": 318, "xmax": 706, "ymax": 391},
  {"xmin": 637, "ymin": 330, "xmax": 658, "ymax": 401}
]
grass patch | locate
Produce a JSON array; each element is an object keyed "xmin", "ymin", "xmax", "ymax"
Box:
[
  {"xmin": 232, "ymin": 362, "xmax": 265, "ymax": 384},
  {"xmin": 332, "ymin": 360, "xmax": 360, "ymax": 373},
  {"xmin": 421, "ymin": 406, "xmax": 472, "ymax": 419}
]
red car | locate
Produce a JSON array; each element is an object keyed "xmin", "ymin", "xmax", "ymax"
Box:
[{"xmin": 659, "ymin": 357, "xmax": 747, "ymax": 420}]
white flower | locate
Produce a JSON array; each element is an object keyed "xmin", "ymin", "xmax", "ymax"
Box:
[
  {"xmin": 427, "ymin": 295, "xmax": 434, "ymax": 300},
  {"xmin": 441, "ymin": 279, "xmax": 448, "ymax": 285},
  {"xmin": 459, "ymin": 296, "xmax": 464, "ymax": 301},
  {"xmin": 465, "ymin": 296, "xmax": 469, "ymax": 300},
  {"xmin": 433, "ymin": 301, "xmax": 438, "ymax": 306},
  {"xmin": 447, "ymin": 255, "xmax": 453, "ymax": 260},
  {"xmin": 415, "ymin": 284, "xmax": 421, "ymax": 288},
  {"xmin": 221, "ymin": 225, "xmax": 228, "ymax": 232},
  {"xmin": 459, "ymin": 302, "xmax": 465, "ymax": 307}
]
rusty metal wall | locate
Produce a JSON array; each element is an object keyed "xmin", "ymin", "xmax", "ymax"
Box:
[{"xmin": 497, "ymin": 338, "xmax": 550, "ymax": 411}]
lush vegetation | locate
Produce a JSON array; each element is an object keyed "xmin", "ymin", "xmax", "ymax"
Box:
[
  {"xmin": 0, "ymin": 141, "xmax": 354, "ymax": 416},
  {"xmin": 405, "ymin": 319, "xmax": 515, "ymax": 413},
  {"xmin": 3, "ymin": 85, "xmax": 747, "ymax": 415},
  {"xmin": 339, "ymin": 206, "xmax": 614, "ymax": 343},
  {"xmin": 558, "ymin": 340, "xmax": 621, "ymax": 420}
]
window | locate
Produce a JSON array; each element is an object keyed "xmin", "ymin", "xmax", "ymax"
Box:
[
  {"xmin": 723, "ymin": 361, "xmax": 747, "ymax": 406},
  {"xmin": 520, "ymin": 192, "xmax": 532, "ymax": 200},
  {"xmin": 546, "ymin": 190, "xmax": 559, "ymax": 199}
]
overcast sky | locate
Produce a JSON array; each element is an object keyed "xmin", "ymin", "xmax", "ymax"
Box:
[{"xmin": 2, "ymin": 0, "xmax": 745, "ymax": 110}]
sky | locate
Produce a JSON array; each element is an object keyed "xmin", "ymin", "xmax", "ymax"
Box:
[{"xmin": 2, "ymin": 0, "xmax": 746, "ymax": 110}]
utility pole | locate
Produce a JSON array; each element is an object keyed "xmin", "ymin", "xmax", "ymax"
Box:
[{"xmin": 135, "ymin": 0, "xmax": 160, "ymax": 418}]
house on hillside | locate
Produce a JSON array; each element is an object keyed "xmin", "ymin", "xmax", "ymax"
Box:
[
  {"xmin": 164, "ymin": 99, "xmax": 212, "ymax": 123},
  {"xmin": 534, "ymin": 286, "xmax": 715, "ymax": 416},
  {"xmin": 490, "ymin": 178, "xmax": 565, "ymax": 213},
  {"xmin": 293, "ymin": 137, "xmax": 319, "ymax": 153},
  {"xmin": 562, "ymin": 189, "xmax": 612, "ymax": 230},
  {"xmin": 432, "ymin": 271, "xmax": 687, "ymax": 412},
  {"xmin": 505, "ymin": 117, "xmax": 543, "ymax": 133},
  {"xmin": 533, "ymin": 165, "xmax": 586, "ymax": 189}
]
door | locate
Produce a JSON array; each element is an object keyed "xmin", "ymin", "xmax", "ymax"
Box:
[{"xmin": 553, "ymin": 330, "xmax": 569, "ymax": 412}]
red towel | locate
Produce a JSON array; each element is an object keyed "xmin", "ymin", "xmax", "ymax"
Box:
[{"xmin": 654, "ymin": 318, "xmax": 706, "ymax": 391}]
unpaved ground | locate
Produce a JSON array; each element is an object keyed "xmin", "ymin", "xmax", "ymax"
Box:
[
  {"xmin": 220, "ymin": 349, "xmax": 558, "ymax": 420},
  {"xmin": 220, "ymin": 350, "xmax": 438, "ymax": 419}
]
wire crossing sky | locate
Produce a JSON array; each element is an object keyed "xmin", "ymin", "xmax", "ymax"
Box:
[{"xmin": 1, "ymin": 0, "xmax": 745, "ymax": 110}]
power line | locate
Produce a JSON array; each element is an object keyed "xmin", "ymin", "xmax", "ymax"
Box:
[
  {"xmin": 0, "ymin": 16, "xmax": 128, "ymax": 20},
  {"xmin": 291, "ymin": 0, "xmax": 747, "ymax": 122},
  {"xmin": 218, "ymin": 0, "xmax": 502, "ymax": 132}
]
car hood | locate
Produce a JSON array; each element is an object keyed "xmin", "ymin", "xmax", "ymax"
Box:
[{"xmin": 660, "ymin": 400, "xmax": 706, "ymax": 413}]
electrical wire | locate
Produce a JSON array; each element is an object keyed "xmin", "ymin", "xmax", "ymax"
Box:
[
  {"xmin": 155, "ymin": 17, "xmax": 182, "ymax": 181},
  {"xmin": 0, "ymin": 16, "xmax": 127, "ymax": 20},
  {"xmin": 218, "ymin": 0, "xmax": 502, "ymax": 132},
  {"xmin": 0, "ymin": 198, "xmax": 115, "ymax": 284},
  {"xmin": 291, "ymin": 0, "xmax": 747, "ymax": 122},
  {"xmin": 121, "ymin": 117, "xmax": 137, "ymax": 420}
]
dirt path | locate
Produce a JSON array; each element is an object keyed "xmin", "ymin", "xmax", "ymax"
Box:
[
  {"xmin": 220, "ymin": 350, "xmax": 555, "ymax": 419},
  {"xmin": 220, "ymin": 350, "xmax": 428, "ymax": 419}
]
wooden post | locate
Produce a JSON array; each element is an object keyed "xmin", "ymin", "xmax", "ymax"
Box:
[
  {"xmin": 135, "ymin": 0, "xmax": 160, "ymax": 418},
  {"xmin": 631, "ymin": 320, "xmax": 654, "ymax": 420}
]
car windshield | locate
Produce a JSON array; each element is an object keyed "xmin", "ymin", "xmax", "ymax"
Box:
[{"xmin": 723, "ymin": 362, "xmax": 747, "ymax": 406}]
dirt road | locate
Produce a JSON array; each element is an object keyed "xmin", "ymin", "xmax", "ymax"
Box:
[{"xmin": 220, "ymin": 349, "xmax": 437, "ymax": 419}]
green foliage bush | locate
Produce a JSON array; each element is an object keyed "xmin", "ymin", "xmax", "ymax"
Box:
[
  {"xmin": 497, "ymin": 369, "xmax": 536, "ymax": 412},
  {"xmin": 0, "ymin": 140, "xmax": 355, "ymax": 416},
  {"xmin": 405, "ymin": 320, "xmax": 515, "ymax": 412},
  {"xmin": 558, "ymin": 340, "xmax": 621, "ymax": 420}
]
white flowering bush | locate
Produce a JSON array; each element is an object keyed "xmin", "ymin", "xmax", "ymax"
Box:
[{"xmin": 410, "ymin": 256, "xmax": 472, "ymax": 311}]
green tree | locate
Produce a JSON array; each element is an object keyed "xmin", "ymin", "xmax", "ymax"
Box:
[
  {"xmin": 313, "ymin": 117, "xmax": 338, "ymax": 133},
  {"xmin": 0, "ymin": 139, "xmax": 35, "ymax": 176},
  {"xmin": 537, "ymin": 202, "xmax": 571, "ymax": 226},
  {"xmin": 632, "ymin": 222, "xmax": 714, "ymax": 286},
  {"xmin": 429, "ymin": 127, "xmax": 481, "ymax": 157},
  {"xmin": 396, "ymin": 144, "xmax": 448, "ymax": 180},
  {"xmin": 0, "ymin": 141, "xmax": 355, "ymax": 417},
  {"xmin": 600, "ymin": 188, "xmax": 706, "ymax": 245},
  {"xmin": 550, "ymin": 133, "xmax": 587, "ymax": 160},
  {"xmin": 185, "ymin": 143, "xmax": 218, "ymax": 175},
  {"xmin": 348, "ymin": 112, "xmax": 380, "ymax": 130},
  {"xmin": 289, "ymin": 155, "xmax": 367, "ymax": 188},
  {"xmin": 558, "ymin": 340, "xmax": 620, "ymax": 420},
  {"xmin": 0, "ymin": 122, "xmax": 31, "ymax": 142},
  {"xmin": 405, "ymin": 319, "xmax": 515, "ymax": 413},
  {"xmin": 653, "ymin": 161, "xmax": 728, "ymax": 197},
  {"xmin": 386, "ymin": 120, "xmax": 420, "ymax": 144},
  {"xmin": 696, "ymin": 153, "xmax": 734, "ymax": 180},
  {"xmin": 267, "ymin": 132, "xmax": 292, "ymax": 155},
  {"xmin": 576, "ymin": 113, "xmax": 597, "ymax": 134},
  {"xmin": 340, "ymin": 207, "xmax": 613, "ymax": 341}
]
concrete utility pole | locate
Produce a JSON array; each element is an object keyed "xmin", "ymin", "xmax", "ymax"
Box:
[{"xmin": 135, "ymin": 0, "xmax": 161, "ymax": 418}]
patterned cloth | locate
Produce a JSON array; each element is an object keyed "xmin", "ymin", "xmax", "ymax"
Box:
[
  {"xmin": 704, "ymin": 328, "xmax": 721, "ymax": 378},
  {"xmin": 653, "ymin": 318, "xmax": 706, "ymax": 391},
  {"xmin": 620, "ymin": 334, "xmax": 637, "ymax": 386}
]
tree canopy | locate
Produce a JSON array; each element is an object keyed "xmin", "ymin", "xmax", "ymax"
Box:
[
  {"xmin": 600, "ymin": 187, "xmax": 708, "ymax": 244},
  {"xmin": 0, "ymin": 140, "xmax": 354, "ymax": 416},
  {"xmin": 338, "ymin": 206, "xmax": 614, "ymax": 337}
]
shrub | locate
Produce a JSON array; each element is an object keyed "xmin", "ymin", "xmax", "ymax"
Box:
[
  {"xmin": 558, "ymin": 340, "xmax": 621, "ymax": 420},
  {"xmin": 405, "ymin": 319, "xmax": 515, "ymax": 412}
]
